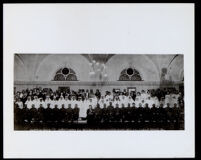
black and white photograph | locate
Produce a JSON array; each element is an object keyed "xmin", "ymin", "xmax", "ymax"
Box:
[
  {"xmin": 14, "ymin": 54, "xmax": 184, "ymax": 130},
  {"xmin": 3, "ymin": 3, "xmax": 194, "ymax": 158}
]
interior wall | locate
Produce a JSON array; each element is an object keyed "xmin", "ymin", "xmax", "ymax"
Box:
[
  {"xmin": 105, "ymin": 54, "xmax": 160, "ymax": 81},
  {"xmin": 14, "ymin": 55, "xmax": 28, "ymax": 81},
  {"xmin": 14, "ymin": 54, "xmax": 184, "ymax": 82},
  {"xmin": 146, "ymin": 54, "xmax": 184, "ymax": 81},
  {"xmin": 14, "ymin": 54, "xmax": 184, "ymax": 94},
  {"xmin": 35, "ymin": 54, "xmax": 91, "ymax": 81},
  {"xmin": 14, "ymin": 81, "xmax": 181, "ymax": 94}
]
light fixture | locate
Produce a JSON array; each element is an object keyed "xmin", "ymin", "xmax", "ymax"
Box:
[{"xmin": 89, "ymin": 59, "xmax": 108, "ymax": 81}]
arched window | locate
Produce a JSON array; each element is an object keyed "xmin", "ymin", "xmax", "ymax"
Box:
[
  {"xmin": 119, "ymin": 68, "xmax": 142, "ymax": 81},
  {"xmin": 53, "ymin": 67, "xmax": 78, "ymax": 81}
]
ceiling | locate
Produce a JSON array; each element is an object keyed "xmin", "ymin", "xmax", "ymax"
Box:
[{"xmin": 81, "ymin": 54, "xmax": 115, "ymax": 63}]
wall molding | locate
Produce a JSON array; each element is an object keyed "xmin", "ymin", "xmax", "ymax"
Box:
[{"xmin": 14, "ymin": 81, "xmax": 183, "ymax": 87}]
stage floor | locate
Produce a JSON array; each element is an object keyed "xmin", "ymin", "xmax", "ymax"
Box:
[{"xmin": 14, "ymin": 120, "xmax": 184, "ymax": 130}]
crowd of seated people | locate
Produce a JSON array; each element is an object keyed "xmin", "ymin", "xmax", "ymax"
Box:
[{"xmin": 14, "ymin": 87, "xmax": 184, "ymax": 129}]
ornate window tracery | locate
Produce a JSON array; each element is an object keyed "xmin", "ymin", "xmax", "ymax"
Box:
[
  {"xmin": 119, "ymin": 68, "xmax": 142, "ymax": 81},
  {"xmin": 53, "ymin": 67, "xmax": 78, "ymax": 81}
]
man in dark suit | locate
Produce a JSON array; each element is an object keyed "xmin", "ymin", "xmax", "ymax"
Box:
[
  {"xmin": 45, "ymin": 103, "xmax": 52, "ymax": 127},
  {"xmin": 60, "ymin": 104, "xmax": 67, "ymax": 124},
  {"xmin": 66, "ymin": 103, "xmax": 73, "ymax": 123},
  {"xmin": 94, "ymin": 103, "xmax": 102, "ymax": 124},
  {"xmin": 172, "ymin": 103, "xmax": 180, "ymax": 129},
  {"xmin": 158, "ymin": 103, "xmax": 166, "ymax": 129},
  {"xmin": 120, "ymin": 103, "xmax": 126, "ymax": 123},
  {"xmin": 22, "ymin": 104, "xmax": 30, "ymax": 125},
  {"xmin": 53, "ymin": 104, "xmax": 59, "ymax": 124},
  {"xmin": 131, "ymin": 103, "xmax": 137, "ymax": 123},
  {"xmin": 114, "ymin": 103, "xmax": 121, "ymax": 122},
  {"xmin": 137, "ymin": 103, "xmax": 144, "ymax": 129},
  {"xmin": 107, "ymin": 102, "xmax": 114, "ymax": 122},
  {"xmin": 30, "ymin": 104, "xmax": 37, "ymax": 124},
  {"xmin": 143, "ymin": 103, "xmax": 151, "ymax": 129},
  {"xmin": 37, "ymin": 104, "xmax": 45, "ymax": 128},
  {"xmin": 126, "ymin": 103, "xmax": 132, "ymax": 122},
  {"xmin": 87, "ymin": 105, "xmax": 95, "ymax": 125},
  {"xmin": 73, "ymin": 104, "xmax": 80, "ymax": 122},
  {"xmin": 102, "ymin": 104, "xmax": 109, "ymax": 123},
  {"xmin": 150, "ymin": 104, "xmax": 157, "ymax": 127}
]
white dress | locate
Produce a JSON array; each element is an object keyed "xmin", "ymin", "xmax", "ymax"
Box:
[
  {"xmin": 25, "ymin": 100, "xmax": 33, "ymax": 109},
  {"xmin": 79, "ymin": 100, "xmax": 89, "ymax": 118},
  {"xmin": 16, "ymin": 101, "xmax": 23, "ymax": 109}
]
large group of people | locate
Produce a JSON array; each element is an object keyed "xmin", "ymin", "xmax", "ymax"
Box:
[{"xmin": 14, "ymin": 87, "xmax": 184, "ymax": 129}]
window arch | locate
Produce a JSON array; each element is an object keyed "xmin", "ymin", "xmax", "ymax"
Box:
[
  {"xmin": 53, "ymin": 67, "xmax": 78, "ymax": 81},
  {"xmin": 119, "ymin": 68, "xmax": 142, "ymax": 81}
]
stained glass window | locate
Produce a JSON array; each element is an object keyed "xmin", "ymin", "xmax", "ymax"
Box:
[
  {"xmin": 119, "ymin": 68, "xmax": 142, "ymax": 81},
  {"xmin": 53, "ymin": 67, "xmax": 77, "ymax": 81}
]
